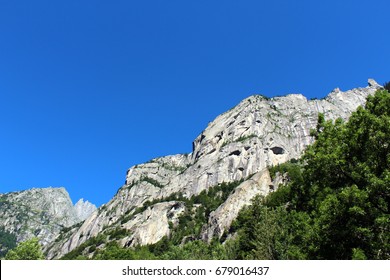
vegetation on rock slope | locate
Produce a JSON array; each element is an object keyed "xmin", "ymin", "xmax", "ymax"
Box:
[
  {"xmin": 60, "ymin": 179, "xmax": 243, "ymax": 260},
  {"xmin": 80, "ymin": 87, "xmax": 389, "ymax": 260},
  {"xmin": 232, "ymin": 88, "xmax": 390, "ymax": 260},
  {"xmin": 5, "ymin": 238, "xmax": 44, "ymax": 260},
  {"xmin": 0, "ymin": 227, "xmax": 17, "ymax": 258},
  {"xmin": 6, "ymin": 86, "xmax": 389, "ymax": 260}
]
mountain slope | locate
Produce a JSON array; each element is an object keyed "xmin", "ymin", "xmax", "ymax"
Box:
[
  {"xmin": 46, "ymin": 79, "xmax": 381, "ymax": 259},
  {"xmin": 0, "ymin": 187, "xmax": 96, "ymax": 247}
]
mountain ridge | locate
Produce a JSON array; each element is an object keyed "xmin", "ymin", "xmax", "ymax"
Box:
[
  {"xmin": 43, "ymin": 79, "xmax": 381, "ymax": 259},
  {"xmin": 0, "ymin": 187, "xmax": 96, "ymax": 247},
  {"xmin": 1, "ymin": 79, "xmax": 381, "ymax": 259}
]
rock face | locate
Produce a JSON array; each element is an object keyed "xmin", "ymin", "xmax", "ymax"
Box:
[
  {"xmin": 202, "ymin": 169, "xmax": 272, "ymax": 242},
  {"xmin": 120, "ymin": 201, "xmax": 185, "ymax": 247},
  {"xmin": 0, "ymin": 187, "xmax": 96, "ymax": 246},
  {"xmin": 46, "ymin": 79, "xmax": 381, "ymax": 259},
  {"xmin": 74, "ymin": 199, "xmax": 97, "ymax": 222}
]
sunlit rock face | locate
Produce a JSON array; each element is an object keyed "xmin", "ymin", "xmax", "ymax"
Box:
[
  {"xmin": 46, "ymin": 80, "xmax": 381, "ymax": 259},
  {"xmin": 0, "ymin": 187, "xmax": 96, "ymax": 246}
]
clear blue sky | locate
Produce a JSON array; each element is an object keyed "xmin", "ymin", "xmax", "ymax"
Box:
[{"xmin": 0, "ymin": 0, "xmax": 389, "ymax": 207}]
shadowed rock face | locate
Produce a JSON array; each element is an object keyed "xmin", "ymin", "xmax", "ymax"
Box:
[
  {"xmin": 46, "ymin": 80, "xmax": 381, "ymax": 259},
  {"xmin": 0, "ymin": 187, "xmax": 96, "ymax": 246}
]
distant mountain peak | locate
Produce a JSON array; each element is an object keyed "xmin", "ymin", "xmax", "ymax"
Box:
[
  {"xmin": 43, "ymin": 79, "xmax": 381, "ymax": 259},
  {"xmin": 74, "ymin": 198, "xmax": 97, "ymax": 221},
  {"xmin": 0, "ymin": 187, "xmax": 96, "ymax": 247}
]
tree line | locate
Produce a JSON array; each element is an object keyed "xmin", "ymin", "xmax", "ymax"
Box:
[{"xmin": 4, "ymin": 86, "xmax": 389, "ymax": 260}]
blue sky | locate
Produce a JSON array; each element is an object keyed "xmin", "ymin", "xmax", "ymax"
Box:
[{"xmin": 0, "ymin": 0, "xmax": 389, "ymax": 207}]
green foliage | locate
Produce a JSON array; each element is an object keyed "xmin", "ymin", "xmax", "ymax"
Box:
[
  {"xmin": 268, "ymin": 160, "xmax": 302, "ymax": 181},
  {"xmin": 166, "ymin": 180, "xmax": 243, "ymax": 246},
  {"xmin": 60, "ymin": 179, "xmax": 243, "ymax": 260},
  {"xmin": 384, "ymin": 81, "xmax": 390, "ymax": 92},
  {"xmin": 235, "ymin": 134, "xmax": 258, "ymax": 143},
  {"xmin": 108, "ymin": 228, "xmax": 130, "ymax": 240},
  {"xmin": 352, "ymin": 248, "xmax": 367, "ymax": 260},
  {"xmin": 61, "ymin": 234, "xmax": 107, "ymax": 260},
  {"xmin": 5, "ymin": 238, "xmax": 44, "ymax": 260},
  {"xmin": 0, "ymin": 227, "xmax": 17, "ymax": 258},
  {"xmin": 93, "ymin": 242, "xmax": 156, "ymax": 260},
  {"xmin": 221, "ymin": 134, "xmax": 258, "ymax": 148},
  {"xmin": 140, "ymin": 176, "xmax": 165, "ymax": 188},
  {"xmin": 88, "ymin": 245, "xmax": 96, "ymax": 253},
  {"xmin": 57, "ymin": 89, "xmax": 390, "ymax": 260},
  {"xmin": 90, "ymin": 239, "xmax": 228, "ymax": 260},
  {"xmin": 298, "ymin": 90, "xmax": 390, "ymax": 259},
  {"xmin": 231, "ymin": 88, "xmax": 390, "ymax": 260},
  {"xmin": 161, "ymin": 162, "xmax": 188, "ymax": 173},
  {"xmin": 160, "ymin": 240, "xmax": 228, "ymax": 260},
  {"xmin": 231, "ymin": 196, "xmax": 313, "ymax": 260}
]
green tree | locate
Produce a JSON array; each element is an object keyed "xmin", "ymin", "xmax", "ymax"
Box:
[
  {"xmin": 232, "ymin": 196, "xmax": 313, "ymax": 260},
  {"xmin": 384, "ymin": 81, "xmax": 390, "ymax": 93},
  {"xmin": 5, "ymin": 238, "xmax": 45, "ymax": 260},
  {"xmin": 160, "ymin": 240, "xmax": 227, "ymax": 260},
  {"xmin": 303, "ymin": 89, "xmax": 390, "ymax": 259},
  {"xmin": 0, "ymin": 227, "xmax": 17, "ymax": 258},
  {"xmin": 232, "ymin": 88, "xmax": 390, "ymax": 259}
]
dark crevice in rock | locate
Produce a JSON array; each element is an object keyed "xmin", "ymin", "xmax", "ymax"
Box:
[
  {"xmin": 271, "ymin": 147, "xmax": 285, "ymax": 155},
  {"xmin": 229, "ymin": 150, "xmax": 241, "ymax": 157}
]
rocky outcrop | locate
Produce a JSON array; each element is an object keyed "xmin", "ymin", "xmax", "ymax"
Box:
[
  {"xmin": 74, "ymin": 199, "xmax": 97, "ymax": 222},
  {"xmin": 0, "ymin": 187, "xmax": 96, "ymax": 246},
  {"xmin": 46, "ymin": 79, "xmax": 381, "ymax": 258},
  {"xmin": 121, "ymin": 201, "xmax": 185, "ymax": 247},
  {"xmin": 202, "ymin": 169, "xmax": 272, "ymax": 242}
]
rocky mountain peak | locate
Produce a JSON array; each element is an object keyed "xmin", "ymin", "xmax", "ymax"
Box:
[
  {"xmin": 0, "ymin": 187, "xmax": 96, "ymax": 246},
  {"xmin": 74, "ymin": 199, "xmax": 97, "ymax": 221},
  {"xmin": 45, "ymin": 79, "xmax": 382, "ymax": 259},
  {"xmin": 368, "ymin": 78, "xmax": 380, "ymax": 87}
]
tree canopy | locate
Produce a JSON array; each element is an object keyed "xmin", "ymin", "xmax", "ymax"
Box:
[
  {"xmin": 233, "ymin": 88, "xmax": 390, "ymax": 259},
  {"xmin": 5, "ymin": 238, "xmax": 45, "ymax": 260},
  {"xmin": 0, "ymin": 227, "xmax": 17, "ymax": 258},
  {"xmin": 56, "ymin": 87, "xmax": 390, "ymax": 260}
]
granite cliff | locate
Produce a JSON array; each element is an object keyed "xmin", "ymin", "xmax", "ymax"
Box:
[
  {"xmin": 45, "ymin": 79, "xmax": 381, "ymax": 259},
  {"xmin": 0, "ymin": 187, "xmax": 96, "ymax": 247}
]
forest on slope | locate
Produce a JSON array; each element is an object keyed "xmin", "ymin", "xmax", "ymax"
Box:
[
  {"xmin": 4, "ymin": 86, "xmax": 389, "ymax": 260},
  {"xmin": 232, "ymin": 87, "xmax": 390, "ymax": 260}
]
